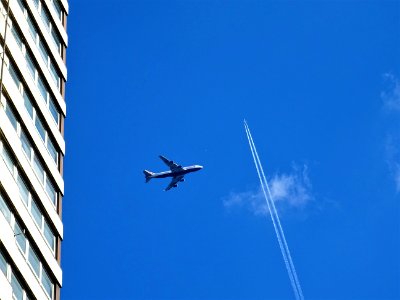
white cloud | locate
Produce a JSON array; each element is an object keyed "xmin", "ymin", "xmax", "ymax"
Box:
[
  {"xmin": 270, "ymin": 164, "xmax": 312, "ymax": 207},
  {"xmin": 395, "ymin": 166, "xmax": 400, "ymax": 193},
  {"xmin": 382, "ymin": 73, "xmax": 400, "ymax": 112},
  {"xmin": 382, "ymin": 73, "xmax": 400, "ymax": 192},
  {"xmin": 223, "ymin": 189, "xmax": 267, "ymax": 216},
  {"xmin": 223, "ymin": 164, "xmax": 313, "ymax": 216},
  {"xmin": 385, "ymin": 135, "xmax": 400, "ymax": 193}
]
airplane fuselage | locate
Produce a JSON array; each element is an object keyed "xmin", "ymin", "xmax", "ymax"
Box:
[
  {"xmin": 144, "ymin": 156, "xmax": 203, "ymax": 190},
  {"xmin": 150, "ymin": 165, "xmax": 203, "ymax": 179}
]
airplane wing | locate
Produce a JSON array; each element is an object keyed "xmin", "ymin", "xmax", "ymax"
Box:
[
  {"xmin": 159, "ymin": 155, "xmax": 183, "ymax": 171},
  {"xmin": 165, "ymin": 175, "xmax": 184, "ymax": 191}
]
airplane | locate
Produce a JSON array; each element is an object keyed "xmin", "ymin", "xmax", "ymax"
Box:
[{"xmin": 143, "ymin": 155, "xmax": 203, "ymax": 191}]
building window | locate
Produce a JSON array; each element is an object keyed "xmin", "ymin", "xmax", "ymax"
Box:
[
  {"xmin": 26, "ymin": 53, "xmax": 37, "ymax": 81},
  {"xmin": 21, "ymin": 93, "xmax": 60, "ymax": 165},
  {"xmin": 1, "ymin": 186, "xmax": 56, "ymax": 299},
  {"xmin": 49, "ymin": 97, "xmax": 59, "ymax": 125},
  {"xmin": 28, "ymin": 248, "xmax": 40, "ymax": 277},
  {"xmin": 4, "ymin": 77, "xmax": 60, "ymax": 168},
  {"xmin": 1, "ymin": 143, "xmax": 15, "ymax": 174},
  {"xmin": 27, "ymin": 15, "xmax": 37, "ymax": 42},
  {"xmin": 47, "ymin": 139, "xmax": 58, "ymax": 163},
  {"xmin": 0, "ymin": 142, "xmax": 58, "ymax": 254},
  {"xmin": 11, "ymin": 25, "xmax": 23, "ymax": 50},
  {"xmin": 49, "ymin": 63, "xmax": 59, "ymax": 87},
  {"xmin": 45, "ymin": 178, "xmax": 57, "ymax": 205},
  {"xmin": 14, "ymin": 221, "xmax": 26, "ymax": 253},
  {"xmin": 38, "ymin": 77, "xmax": 47, "ymax": 101},
  {"xmin": 5, "ymin": 90, "xmax": 58, "ymax": 171},
  {"xmin": 15, "ymin": 0, "xmax": 24, "ymax": 11},
  {"xmin": 5, "ymin": 103, "xmax": 18, "ymax": 131},
  {"xmin": 51, "ymin": 0, "xmax": 63, "ymax": 21},
  {"xmin": 0, "ymin": 250, "xmax": 7, "ymax": 276},
  {"xmin": 39, "ymin": 40, "xmax": 49, "ymax": 65},
  {"xmin": 44, "ymin": 221, "xmax": 55, "ymax": 250},
  {"xmin": 0, "ymin": 193, "xmax": 11, "ymax": 224},
  {"xmin": 0, "ymin": 187, "xmax": 56, "ymax": 298},
  {"xmin": 23, "ymin": 93, "xmax": 34, "ymax": 118},
  {"xmin": 21, "ymin": 132, "xmax": 32, "ymax": 159},
  {"xmin": 34, "ymin": 117, "xmax": 46, "ymax": 141},
  {"xmin": 21, "ymin": 0, "xmax": 62, "ymax": 56},
  {"xmin": 11, "ymin": 272, "xmax": 24, "ymax": 300},
  {"xmin": 3, "ymin": 98, "xmax": 60, "ymax": 206},
  {"xmin": 0, "ymin": 248, "xmax": 31, "ymax": 300},
  {"xmin": 8, "ymin": 63, "xmax": 21, "ymax": 90},
  {"xmin": 40, "ymin": 6, "xmax": 51, "ymax": 32},
  {"xmin": 42, "ymin": 268, "xmax": 53, "ymax": 299},
  {"xmin": 51, "ymin": 29, "xmax": 61, "ymax": 54},
  {"xmin": 31, "ymin": 199, "xmax": 43, "ymax": 228},
  {"xmin": 16, "ymin": 175, "xmax": 29, "ymax": 205},
  {"xmin": 8, "ymin": 23, "xmax": 62, "ymax": 126},
  {"xmin": 33, "ymin": 155, "xmax": 45, "ymax": 184}
]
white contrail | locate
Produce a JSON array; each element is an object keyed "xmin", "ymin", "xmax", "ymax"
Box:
[
  {"xmin": 244, "ymin": 123, "xmax": 299, "ymax": 300},
  {"xmin": 245, "ymin": 121, "xmax": 304, "ymax": 300},
  {"xmin": 244, "ymin": 123, "xmax": 301, "ymax": 300},
  {"xmin": 244, "ymin": 120, "xmax": 304, "ymax": 300},
  {"xmin": 244, "ymin": 121, "xmax": 304, "ymax": 300}
]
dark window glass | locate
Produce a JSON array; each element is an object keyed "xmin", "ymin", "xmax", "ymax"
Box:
[
  {"xmin": 8, "ymin": 63, "xmax": 20, "ymax": 88},
  {"xmin": 42, "ymin": 269, "xmax": 53, "ymax": 298},
  {"xmin": 21, "ymin": 132, "xmax": 31, "ymax": 158},
  {"xmin": 33, "ymin": 156, "xmax": 44, "ymax": 183},
  {"xmin": 48, "ymin": 139, "xmax": 57, "ymax": 163},
  {"xmin": 39, "ymin": 40, "xmax": 48, "ymax": 64},
  {"xmin": 31, "ymin": 199, "xmax": 42, "ymax": 228},
  {"xmin": 26, "ymin": 53, "xmax": 36, "ymax": 80},
  {"xmin": 14, "ymin": 222, "xmax": 26, "ymax": 252},
  {"xmin": 0, "ymin": 193, "xmax": 11, "ymax": 223},
  {"xmin": 5, "ymin": 104, "xmax": 18, "ymax": 131},
  {"xmin": 16, "ymin": 175, "xmax": 29, "ymax": 205},
  {"xmin": 23, "ymin": 93, "xmax": 34, "ymax": 119},
  {"xmin": 38, "ymin": 77, "xmax": 47, "ymax": 101},
  {"xmin": 11, "ymin": 272, "xmax": 24, "ymax": 300},
  {"xmin": 0, "ymin": 250, "xmax": 7, "ymax": 276},
  {"xmin": 28, "ymin": 248, "xmax": 40, "ymax": 277},
  {"xmin": 27, "ymin": 15, "xmax": 37, "ymax": 41},
  {"xmin": 44, "ymin": 221, "xmax": 55, "ymax": 250},
  {"xmin": 11, "ymin": 26, "xmax": 23, "ymax": 49},
  {"xmin": 35, "ymin": 117, "xmax": 46, "ymax": 141},
  {"xmin": 49, "ymin": 97, "xmax": 59, "ymax": 124}
]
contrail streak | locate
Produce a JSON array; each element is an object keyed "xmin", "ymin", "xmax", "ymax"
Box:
[
  {"xmin": 244, "ymin": 120, "xmax": 304, "ymax": 300},
  {"xmin": 245, "ymin": 121, "xmax": 304, "ymax": 300},
  {"xmin": 244, "ymin": 124, "xmax": 299, "ymax": 299}
]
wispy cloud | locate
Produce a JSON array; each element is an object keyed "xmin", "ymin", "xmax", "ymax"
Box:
[
  {"xmin": 223, "ymin": 189, "xmax": 267, "ymax": 216},
  {"xmin": 395, "ymin": 167, "xmax": 400, "ymax": 193},
  {"xmin": 385, "ymin": 135, "xmax": 400, "ymax": 193},
  {"xmin": 223, "ymin": 164, "xmax": 313, "ymax": 216},
  {"xmin": 382, "ymin": 73, "xmax": 400, "ymax": 112},
  {"xmin": 382, "ymin": 73, "xmax": 400, "ymax": 192},
  {"xmin": 270, "ymin": 164, "xmax": 312, "ymax": 207}
]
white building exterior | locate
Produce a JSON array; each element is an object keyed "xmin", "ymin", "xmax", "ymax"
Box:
[{"xmin": 0, "ymin": 0, "xmax": 68, "ymax": 299}]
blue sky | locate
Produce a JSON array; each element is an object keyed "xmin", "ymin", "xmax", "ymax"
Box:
[{"xmin": 62, "ymin": 1, "xmax": 399, "ymax": 299}]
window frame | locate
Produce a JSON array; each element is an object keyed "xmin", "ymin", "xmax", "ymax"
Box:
[{"xmin": 0, "ymin": 141, "xmax": 57, "ymax": 254}]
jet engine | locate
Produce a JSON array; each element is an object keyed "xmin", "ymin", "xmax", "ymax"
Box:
[
  {"xmin": 173, "ymin": 184, "xmax": 178, "ymax": 188},
  {"xmin": 180, "ymin": 178, "xmax": 185, "ymax": 182}
]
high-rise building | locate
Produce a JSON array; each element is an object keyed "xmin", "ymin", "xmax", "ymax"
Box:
[{"xmin": 0, "ymin": 0, "xmax": 68, "ymax": 299}]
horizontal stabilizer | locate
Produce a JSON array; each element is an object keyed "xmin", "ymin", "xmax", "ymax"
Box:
[{"xmin": 143, "ymin": 170, "xmax": 154, "ymax": 183}]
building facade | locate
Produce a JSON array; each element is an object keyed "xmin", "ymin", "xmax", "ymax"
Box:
[{"xmin": 0, "ymin": 0, "xmax": 68, "ymax": 299}]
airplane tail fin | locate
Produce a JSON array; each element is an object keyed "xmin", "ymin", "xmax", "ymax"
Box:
[{"xmin": 143, "ymin": 170, "xmax": 154, "ymax": 183}]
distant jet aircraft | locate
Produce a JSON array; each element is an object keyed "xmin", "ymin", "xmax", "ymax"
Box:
[{"xmin": 143, "ymin": 155, "xmax": 203, "ymax": 191}]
